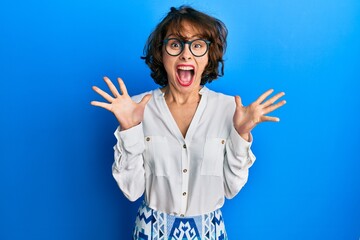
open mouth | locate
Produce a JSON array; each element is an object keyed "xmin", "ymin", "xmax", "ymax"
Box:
[{"xmin": 176, "ymin": 65, "xmax": 195, "ymax": 87}]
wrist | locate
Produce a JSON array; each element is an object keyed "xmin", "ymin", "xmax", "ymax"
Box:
[
  {"xmin": 235, "ymin": 126, "xmax": 251, "ymax": 141},
  {"xmin": 239, "ymin": 132, "xmax": 251, "ymax": 142},
  {"xmin": 118, "ymin": 119, "xmax": 141, "ymax": 131}
]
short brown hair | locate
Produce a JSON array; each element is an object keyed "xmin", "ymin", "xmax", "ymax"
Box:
[{"xmin": 141, "ymin": 6, "xmax": 228, "ymax": 86}]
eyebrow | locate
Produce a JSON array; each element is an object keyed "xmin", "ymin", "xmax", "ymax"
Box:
[{"xmin": 166, "ymin": 33, "xmax": 203, "ymax": 40}]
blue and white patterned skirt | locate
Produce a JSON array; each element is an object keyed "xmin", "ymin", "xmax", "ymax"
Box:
[{"xmin": 132, "ymin": 201, "xmax": 228, "ymax": 240}]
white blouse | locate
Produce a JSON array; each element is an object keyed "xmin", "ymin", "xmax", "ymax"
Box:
[{"xmin": 112, "ymin": 86, "xmax": 256, "ymax": 217}]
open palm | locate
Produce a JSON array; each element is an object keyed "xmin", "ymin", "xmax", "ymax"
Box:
[
  {"xmin": 233, "ymin": 89, "xmax": 286, "ymax": 140},
  {"xmin": 91, "ymin": 77, "xmax": 152, "ymax": 130}
]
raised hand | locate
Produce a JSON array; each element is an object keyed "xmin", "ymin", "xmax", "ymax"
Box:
[
  {"xmin": 233, "ymin": 89, "xmax": 286, "ymax": 141},
  {"xmin": 91, "ymin": 77, "xmax": 152, "ymax": 130}
]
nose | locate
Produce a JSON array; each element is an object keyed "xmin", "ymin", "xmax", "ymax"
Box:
[{"xmin": 180, "ymin": 43, "xmax": 192, "ymax": 60}]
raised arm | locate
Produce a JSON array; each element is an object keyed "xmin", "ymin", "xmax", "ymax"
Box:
[
  {"xmin": 91, "ymin": 76, "xmax": 152, "ymax": 201},
  {"xmin": 223, "ymin": 89, "xmax": 286, "ymax": 198}
]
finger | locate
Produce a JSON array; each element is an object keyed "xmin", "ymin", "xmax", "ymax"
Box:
[
  {"xmin": 139, "ymin": 94, "xmax": 152, "ymax": 106},
  {"xmin": 260, "ymin": 115, "xmax": 280, "ymax": 122},
  {"xmin": 263, "ymin": 100, "xmax": 286, "ymax": 114},
  {"xmin": 117, "ymin": 77, "xmax": 128, "ymax": 96},
  {"xmin": 103, "ymin": 76, "xmax": 121, "ymax": 98},
  {"xmin": 256, "ymin": 89, "xmax": 274, "ymax": 104},
  {"xmin": 90, "ymin": 101, "xmax": 112, "ymax": 111},
  {"xmin": 92, "ymin": 86, "xmax": 114, "ymax": 102},
  {"xmin": 262, "ymin": 92, "xmax": 285, "ymax": 108},
  {"xmin": 234, "ymin": 96, "xmax": 243, "ymax": 108}
]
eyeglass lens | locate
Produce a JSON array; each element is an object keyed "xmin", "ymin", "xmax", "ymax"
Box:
[{"xmin": 165, "ymin": 39, "xmax": 209, "ymax": 57}]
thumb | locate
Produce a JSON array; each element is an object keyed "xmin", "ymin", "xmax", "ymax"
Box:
[
  {"xmin": 234, "ymin": 95, "xmax": 243, "ymax": 108},
  {"xmin": 140, "ymin": 94, "xmax": 152, "ymax": 106}
]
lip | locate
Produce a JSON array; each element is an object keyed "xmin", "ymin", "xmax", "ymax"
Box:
[{"xmin": 176, "ymin": 64, "xmax": 195, "ymax": 87}]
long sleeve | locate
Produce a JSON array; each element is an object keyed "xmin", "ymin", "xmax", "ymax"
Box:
[
  {"xmin": 223, "ymin": 126, "xmax": 256, "ymax": 199},
  {"xmin": 112, "ymin": 123, "xmax": 146, "ymax": 201}
]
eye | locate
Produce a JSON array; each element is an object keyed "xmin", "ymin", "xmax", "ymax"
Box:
[
  {"xmin": 169, "ymin": 39, "xmax": 182, "ymax": 49},
  {"xmin": 192, "ymin": 40, "xmax": 205, "ymax": 49}
]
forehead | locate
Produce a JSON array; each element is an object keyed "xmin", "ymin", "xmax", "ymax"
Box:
[{"xmin": 165, "ymin": 20, "xmax": 203, "ymax": 39}]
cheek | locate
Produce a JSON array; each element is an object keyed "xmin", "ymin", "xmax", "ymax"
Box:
[
  {"xmin": 198, "ymin": 56, "xmax": 209, "ymax": 73},
  {"xmin": 162, "ymin": 53, "xmax": 172, "ymax": 72}
]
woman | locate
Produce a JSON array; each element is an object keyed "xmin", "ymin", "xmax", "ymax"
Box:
[{"xmin": 91, "ymin": 6, "xmax": 286, "ymax": 239}]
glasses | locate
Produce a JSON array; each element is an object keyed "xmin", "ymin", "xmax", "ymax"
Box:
[{"xmin": 163, "ymin": 38, "xmax": 211, "ymax": 57}]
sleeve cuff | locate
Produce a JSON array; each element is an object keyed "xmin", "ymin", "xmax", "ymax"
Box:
[
  {"xmin": 229, "ymin": 126, "xmax": 253, "ymax": 157},
  {"xmin": 114, "ymin": 123, "xmax": 145, "ymax": 150}
]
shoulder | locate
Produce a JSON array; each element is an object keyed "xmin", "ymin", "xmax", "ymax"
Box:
[
  {"xmin": 131, "ymin": 88, "xmax": 161, "ymax": 103},
  {"xmin": 203, "ymin": 87, "xmax": 234, "ymax": 106}
]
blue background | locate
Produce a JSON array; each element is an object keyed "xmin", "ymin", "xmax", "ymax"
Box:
[{"xmin": 1, "ymin": 0, "xmax": 359, "ymax": 239}]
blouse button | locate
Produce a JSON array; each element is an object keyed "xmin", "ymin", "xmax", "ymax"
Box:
[
  {"xmin": 183, "ymin": 169, "xmax": 187, "ymax": 173},
  {"xmin": 221, "ymin": 139, "xmax": 225, "ymax": 144},
  {"xmin": 146, "ymin": 137, "xmax": 150, "ymax": 141},
  {"xmin": 183, "ymin": 144, "xmax": 187, "ymax": 149},
  {"xmin": 182, "ymin": 192, "xmax": 187, "ymax": 196}
]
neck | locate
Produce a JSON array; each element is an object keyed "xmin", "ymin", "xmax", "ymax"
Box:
[{"xmin": 162, "ymin": 85, "xmax": 202, "ymax": 105}]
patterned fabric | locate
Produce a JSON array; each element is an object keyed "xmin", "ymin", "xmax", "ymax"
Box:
[{"xmin": 133, "ymin": 201, "xmax": 228, "ymax": 240}]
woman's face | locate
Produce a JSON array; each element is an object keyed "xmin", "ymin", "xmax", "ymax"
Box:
[{"xmin": 162, "ymin": 21, "xmax": 209, "ymax": 94}]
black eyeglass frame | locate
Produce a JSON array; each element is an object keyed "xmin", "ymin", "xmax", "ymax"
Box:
[{"xmin": 162, "ymin": 38, "xmax": 211, "ymax": 57}]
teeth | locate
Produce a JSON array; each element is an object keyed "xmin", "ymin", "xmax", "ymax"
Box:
[{"xmin": 177, "ymin": 66, "xmax": 194, "ymax": 70}]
